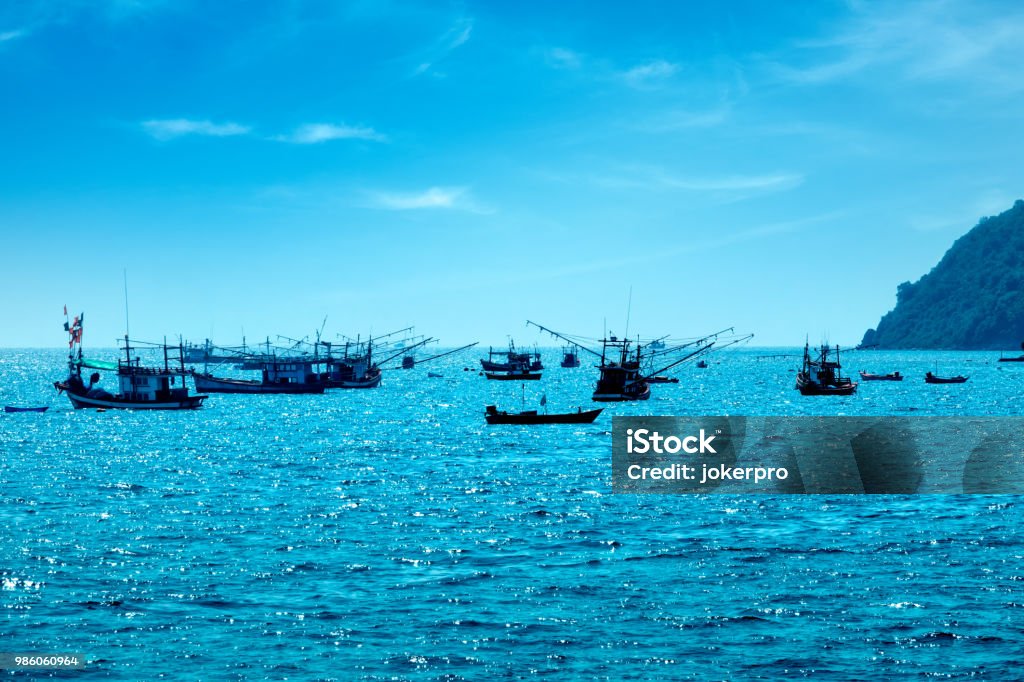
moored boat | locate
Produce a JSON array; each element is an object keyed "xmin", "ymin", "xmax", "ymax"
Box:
[
  {"xmin": 560, "ymin": 345, "xmax": 581, "ymax": 368},
  {"xmin": 859, "ymin": 370, "xmax": 903, "ymax": 381},
  {"xmin": 4, "ymin": 406, "xmax": 49, "ymax": 413},
  {"xmin": 796, "ymin": 343, "xmax": 857, "ymax": 396},
  {"xmin": 54, "ymin": 309, "xmax": 207, "ymax": 410},
  {"xmin": 925, "ymin": 372, "xmax": 968, "ymax": 384},
  {"xmin": 192, "ymin": 370, "xmax": 325, "ymax": 394},
  {"xmin": 648, "ymin": 375, "xmax": 679, "ymax": 384},
  {"xmin": 480, "ymin": 341, "xmax": 542, "ymax": 372},
  {"xmin": 484, "ymin": 405, "xmax": 602, "ymax": 425},
  {"xmin": 485, "ymin": 370, "xmax": 543, "ymax": 381}
]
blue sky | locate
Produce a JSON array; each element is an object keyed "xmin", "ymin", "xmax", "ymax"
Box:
[{"xmin": 2, "ymin": 0, "xmax": 1023, "ymax": 348}]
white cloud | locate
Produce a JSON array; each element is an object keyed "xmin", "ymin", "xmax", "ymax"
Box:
[
  {"xmin": 545, "ymin": 47, "xmax": 582, "ymax": 70},
  {"xmin": 276, "ymin": 123, "xmax": 387, "ymax": 144},
  {"xmin": 771, "ymin": 0, "xmax": 1024, "ymax": 91},
  {"xmin": 411, "ymin": 16, "xmax": 473, "ymax": 77},
  {"xmin": 366, "ymin": 186, "xmax": 491, "ymax": 213},
  {"xmin": 141, "ymin": 118, "xmax": 251, "ymax": 140},
  {"xmin": 620, "ymin": 59, "xmax": 680, "ymax": 88}
]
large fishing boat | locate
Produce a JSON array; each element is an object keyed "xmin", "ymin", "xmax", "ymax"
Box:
[
  {"xmin": 192, "ymin": 359, "xmax": 327, "ymax": 394},
  {"xmin": 54, "ymin": 309, "xmax": 207, "ymax": 409},
  {"xmin": 480, "ymin": 341, "xmax": 542, "ymax": 372},
  {"xmin": 527, "ymin": 321, "xmax": 742, "ymax": 402},
  {"xmin": 796, "ymin": 343, "xmax": 857, "ymax": 396}
]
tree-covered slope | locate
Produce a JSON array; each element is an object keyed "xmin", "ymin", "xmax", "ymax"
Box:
[{"xmin": 861, "ymin": 199, "xmax": 1024, "ymax": 350}]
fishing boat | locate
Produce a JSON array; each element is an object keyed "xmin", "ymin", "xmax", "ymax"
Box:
[
  {"xmin": 859, "ymin": 370, "xmax": 903, "ymax": 381},
  {"xmin": 560, "ymin": 345, "xmax": 581, "ymax": 368},
  {"xmin": 795, "ymin": 343, "xmax": 857, "ymax": 396},
  {"xmin": 527, "ymin": 321, "xmax": 742, "ymax": 402},
  {"xmin": 484, "ymin": 405, "xmax": 602, "ymax": 425},
  {"xmin": 54, "ymin": 310, "xmax": 207, "ymax": 410},
  {"xmin": 402, "ymin": 342, "xmax": 478, "ymax": 370},
  {"xmin": 484, "ymin": 370, "xmax": 542, "ymax": 381},
  {"xmin": 648, "ymin": 375, "xmax": 679, "ymax": 384},
  {"xmin": 998, "ymin": 342, "xmax": 1024, "ymax": 362},
  {"xmin": 925, "ymin": 372, "xmax": 968, "ymax": 384},
  {"xmin": 427, "ymin": 371, "xmax": 443, "ymax": 378},
  {"xmin": 192, "ymin": 367, "xmax": 326, "ymax": 394},
  {"xmin": 4, "ymin": 406, "xmax": 49, "ymax": 413},
  {"xmin": 480, "ymin": 341, "xmax": 542, "ymax": 372},
  {"xmin": 696, "ymin": 360, "xmax": 708, "ymax": 368}
]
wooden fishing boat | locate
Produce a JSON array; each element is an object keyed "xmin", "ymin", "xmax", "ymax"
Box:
[
  {"xmin": 925, "ymin": 372, "xmax": 968, "ymax": 384},
  {"xmin": 859, "ymin": 370, "xmax": 903, "ymax": 381},
  {"xmin": 560, "ymin": 345, "xmax": 581, "ymax": 368},
  {"xmin": 192, "ymin": 371, "xmax": 325, "ymax": 394},
  {"xmin": 54, "ymin": 309, "xmax": 207, "ymax": 410},
  {"xmin": 4, "ymin": 406, "xmax": 49, "ymax": 413},
  {"xmin": 696, "ymin": 360, "xmax": 708, "ymax": 368},
  {"xmin": 648, "ymin": 375, "xmax": 679, "ymax": 384},
  {"xmin": 484, "ymin": 405, "xmax": 602, "ymax": 425},
  {"xmin": 480, "ymin": 341, "xmax": 542, "ymax": 372},
  {"xmin": 998, "ymin": 342, "xmax": 1024, "ymax": 362},
  {"xmin": 796, "ymin": 343, "xmax": 857, "ymax": 396}
]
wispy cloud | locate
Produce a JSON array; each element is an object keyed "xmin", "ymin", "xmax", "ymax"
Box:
[
  {"xmin": 544, "ymin": 47, "xmax": 583, "ymax": 70},
  {"xmin": 770, "ymin": 0, "xmax": 1024, "ymax": 91},
  {"xmin": 411, "ymin": 16, "xmax": 473, "ymax": 77},
  {"xmin": 619, "ymin": 59, "xmax": 680, "ymax": 88},
  {"xmin": 274, "ymin": 123, "xmax": 387, "ymax": 144},
  {"xmin": 0, "ymin": 28, "xmax": 27, "ymax": 42},
  {"xmin": 365, "ymin": 186, "xmax": 492, "ymax": 213},
  {"xmin": 633, "ymin": 106, "xmax": 731, "ymax": 132},
  {"xmin": 141, "ymin": 118, "xmax": 251, "ymax": 140}
]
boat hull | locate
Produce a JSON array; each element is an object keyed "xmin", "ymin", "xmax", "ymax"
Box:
[
  {"xmin": 796, "ymin": 375, "xmax": 858, "ymax": 395},
  {"xmin": 485, "ymin": 372, "xmax": 542, "ymax": 381},
  {"xmin": 925, "ymin": 375, "xmax": 969, "ymax": 384},
  {"xmin": 324, "ymin": 374, "xmax": 382, "ymax": 389},
  {"xmin": 859, "ymin": 372, "xmax": 903, "ymax": 381},
  {"xmin": 4, "ymin": 406, "xmax": 49, "ymax": 413},
  {"xmin": 592, "ymin": 385, "xmax": 651, "ymax": 402},
  {"xmin": 192, "ymin": 373, "xmax": 325, "ymax": 394},
  {"xmin": 486, "ymin": 408, "xmax": 603, "ymax": 425},
  {"xmin": 55, "ymin": 382, "xmax": 207, "ymax": 410}
]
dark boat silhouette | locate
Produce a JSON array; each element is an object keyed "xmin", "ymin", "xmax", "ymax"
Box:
[
  {"xmin": 485, "ymin": 405, "xmax": 602, "ymax": 424},
  {"xmin": 4, "ymin": 406, "xmax": 49, "ymax": 413},
  {"xmin": 859, "ymin": 370, "xmax": 903, "ymax": 381},
  {"xmin": 925, "ymin": 372, "xmax": 968, "ymax": 384},
  {"xmin": 796, "ymin": 342, "xmax": 857, "ymax": 396}
]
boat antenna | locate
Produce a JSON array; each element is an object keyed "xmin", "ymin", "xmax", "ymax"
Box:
[
  {"xmin": 624, "ymin": 286, "xmax": 633, "ymax": 341},
  {"xmin": 123, "ymin": 268, "xmax": 130, "ymax": 340}
]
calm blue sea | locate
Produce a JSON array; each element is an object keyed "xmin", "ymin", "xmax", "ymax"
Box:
[{"xmin": 2, "ymin": 347, "xmax": 1023, "ymax": 680}]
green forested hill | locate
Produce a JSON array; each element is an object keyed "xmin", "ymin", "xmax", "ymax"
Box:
[{"xmin": 861, "ymin": 199, "xmax": 1024, "ymax": 350}]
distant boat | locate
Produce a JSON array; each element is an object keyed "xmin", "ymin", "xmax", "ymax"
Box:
[
  {"xmin": 54, "ymin": 310, "xmax": 206, "ymax": 410},
  {"xmin": 859, "ymin": 370, "xmax": 903, "ymax": 381},
  {"xmin": 925, "ymin": 372, "xmax": 968, "ymax": 384},
  {"xmin": 648, "ymin": 375, "xmax": 679, "ymax": 384},
  {"xmin": 485, "ymin": 370, "xmax": 542, "ymax": 381},
  {"xmin": 696, "ymin": 360, "xmax": 708, "ymax": 368},
  {"xmin": 480, "ymin": 341, "xmax": 542, "ymax": 372},
  {"xmin": 998, "ymin": 341, "xmax": 1024, "ymax": 362},
  {"xmin": 796, "ymin": 342, "xmax": 857, "ymax": 396},
  {"xmin": 192, "ymin": 371, "xmax": 326, "ymax": 394},
  {"xmin": 4, "ymin": 406, "xmax": 49, "ymax": 413},
  {"xmin": 484, "ymin": 404, "xmax": 602, "ymax": 425},
  {"xmin": 560, "ymin": 344, "xmax": 581, "ymax": 368},
  {"xmin": 427, "ymin": 371, "xmax": 443, "ymax": 378}
]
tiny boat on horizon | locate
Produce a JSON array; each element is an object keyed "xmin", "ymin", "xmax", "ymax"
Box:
[
  {"xmin": 648, "ymin": 375, "xmax": 679, "ymax": 384},
  {"xmin": 4, "ymin": 406, "xmax": 49, "ymax": 413}
]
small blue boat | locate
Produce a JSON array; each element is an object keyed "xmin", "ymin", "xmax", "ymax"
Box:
[{"xmin": 4, "ymin": 406, "xmax": 49, "ymax": 413}]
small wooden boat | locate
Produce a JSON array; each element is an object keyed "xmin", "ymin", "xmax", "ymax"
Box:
[
  {"xmin": 485, "ymin": 405, "xmax": 602, "ymax": 425},
  {"xmin": 859, "ymin": 371, "xmax": 903, "ymax": 381},
  {"xmin": 796, "ymin": 342, "xmax": 857, "ymax": 396},
  {"xmin": 696, "ymin": 360, "xmax": 708, "ymax": 368},
  {"xmin": 998, "ymin": 342, "xmax": 1024, "ymax": 362},
  {"xmin": 485, "ymin": 370, "xmax": 542, "ymax": 381},
  {"xmin": 925, "ymin": 372, "xmax": 968, "ymax": 384},
  {"xmin": 4, "ymin": 406, "xmax": 49, "ymax": 413},
  {"xmin": 648, "ymin": 375, "xmax": 679, "ymax": 384},
  {"xmin": 427, "ymin": 372, "xmax": 443, "ymax": 378},
  {"xmin": 192, "ymin": 372, "xmax": 326, "ymax": 394}
]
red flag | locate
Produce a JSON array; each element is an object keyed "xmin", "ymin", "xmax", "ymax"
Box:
[{"xmin": 63, "ymin": 304, "xmax": 67, "ymax": 316}]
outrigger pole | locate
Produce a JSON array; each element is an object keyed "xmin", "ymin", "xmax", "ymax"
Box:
[
  {"xmin": 633, "ymin": 333, "xmax": 754, "ymax": 385},
  {"xmin": 412, "ymin": 342, "xmax": 480, "ymax": 365},
  {"xmin": 526, "ymin": 321, "xmax": 604, "ymax": 358},
  {"xmin": 376, "ymin": 336, "xmax": 434, "ymax": 367}
]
